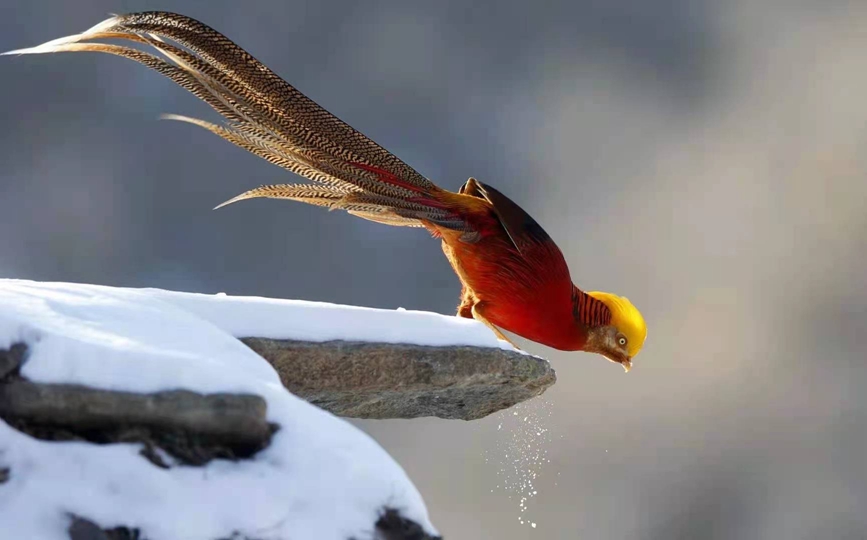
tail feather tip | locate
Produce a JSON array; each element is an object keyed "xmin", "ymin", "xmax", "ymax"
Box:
[
  {"xmin": 2, "ymin": 34, "xmax": 84, "ymax": 56},
  {"xmin": 2, "ymin": 15, "xmax": 120, "ymax": 56},
  {"xmin": 213, "ymin": 194, "xmax": 247, "ymax": 210}
]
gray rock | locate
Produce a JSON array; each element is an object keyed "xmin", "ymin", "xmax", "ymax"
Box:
[
  {"xmin": 242, "ymin": 338, "xmax": 556, "ymax": 420},
  {"xmin": 0, "ymin": 343, "xmax": 276, "ymax": 466},
  {"xmin": 0, "ymin": 342, "xmax": 26, "ymax": 380},
  {"xmin": 67, "ymin": 516, "xmax": 140, "ymax": 540},
  {"xmin": 0, "ymin": 382, "xmax": 277, "ymax": 466}
]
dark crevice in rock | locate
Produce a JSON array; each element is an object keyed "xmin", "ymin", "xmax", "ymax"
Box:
[
  {"xmin": 373, "ymin": 508, "xmax": 443, "ymax": 540},
  {"xmin": 0, "ymin": 342, "xmax": 27, "ymax": 381},
  {"xmin": 68, "ymin": 516, "xmax": 144, "ymax": 540},
  {"xmin": 0, "ymin": 343, "xmax": 277, "ymax": 467},
  {"xmin": 0, "ymin": 467, "xmax": 9, "ymax": 484},
  {"xmin": 243, "ymin": 338, "xmax": 555, "ymax": 420}
]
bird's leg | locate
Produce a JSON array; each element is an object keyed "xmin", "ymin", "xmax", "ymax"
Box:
[
  {"xmin": 455, "ymin": 285, "xmax": 474, "ymax": 319},
  {"xmin": 456, "ymin": 287, "xmax": 520, "ymax": 348},
  {"xmin": 471, "ymin": 303, "xmax": 522, "ymax": 350}
]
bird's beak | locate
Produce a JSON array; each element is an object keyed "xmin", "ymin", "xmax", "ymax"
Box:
[{"xmin": 621, "ymin": 357, "xmax": 632, "ymax": 373}]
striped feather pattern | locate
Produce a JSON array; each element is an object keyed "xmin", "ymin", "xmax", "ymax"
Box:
[
  {"xmin": 571, "ymin": 286, "xmax": 612, "ymax": 328},
  {"xmin": 4, "ymin": 11, "xmax": 461, "ymax": 228}
]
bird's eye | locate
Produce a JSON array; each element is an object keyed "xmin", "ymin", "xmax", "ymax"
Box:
[{"xmin": 618, "ymin": 337, "xmax": 627, "ymax": 346}]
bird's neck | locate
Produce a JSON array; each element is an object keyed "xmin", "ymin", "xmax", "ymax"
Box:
[
  {"xmin": 537, "ymin": 285, "xmax": 613, "ymax": 351},
  {"xmin": 571, "ymin": 285, "xmax": 612, "ymax": 330}
]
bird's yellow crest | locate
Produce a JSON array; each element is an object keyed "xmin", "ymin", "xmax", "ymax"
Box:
[{"xmin": 587, "ymin": 291, "xmax": 647, "ymax": 358}]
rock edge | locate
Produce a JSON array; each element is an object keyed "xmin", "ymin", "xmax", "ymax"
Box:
[{"xmin": 243, "ymin": 338, "xmax": 556, "ymax": 420}]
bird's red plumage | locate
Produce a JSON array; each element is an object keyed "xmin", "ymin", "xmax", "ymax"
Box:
[{"xmin": 429, "ymin": 180, "xmax": 590, "ymax": 351}]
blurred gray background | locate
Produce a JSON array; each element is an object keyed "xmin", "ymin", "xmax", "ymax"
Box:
[{"xmin": 1, "ymin": 1, "xmax": 865, "ymax": 538}]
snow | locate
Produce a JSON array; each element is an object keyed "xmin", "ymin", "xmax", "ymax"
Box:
[{"xmin": 0, "ymin": 279, "xmax": 494, "ymax": 540}]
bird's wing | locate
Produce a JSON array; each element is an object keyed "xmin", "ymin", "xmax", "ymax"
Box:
[{"xmin": 460, "ymin": 178, "xmax": 557, "ymax": 255}]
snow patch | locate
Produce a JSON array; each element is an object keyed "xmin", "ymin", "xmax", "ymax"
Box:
[{"xmin": 0, "ymin": 279, "xmax": 444, "ymax": 540}]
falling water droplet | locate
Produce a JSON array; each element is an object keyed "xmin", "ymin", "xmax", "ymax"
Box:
[{"xmin": 484, "ymin": 398, "xmax": 557, "ymax": 529}]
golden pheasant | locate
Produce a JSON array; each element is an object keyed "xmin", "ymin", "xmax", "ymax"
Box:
[{"xmin": 4, "ymin": 12, "xmax": 647, "ymax": 370}]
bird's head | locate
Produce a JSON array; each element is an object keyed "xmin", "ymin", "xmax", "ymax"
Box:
[{"xmin": 583, "ymin": 292, "xmax": 647, "ymax": 372}]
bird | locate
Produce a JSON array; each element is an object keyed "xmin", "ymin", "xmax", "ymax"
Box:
[{"xmin": 3, "ymin": 11, "xmax": 647, "ymax": 371}]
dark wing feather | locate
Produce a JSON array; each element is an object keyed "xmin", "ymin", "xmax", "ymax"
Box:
[{"xmin": 460, "ymin": 178, "xmax": 555, "ymax": 254}]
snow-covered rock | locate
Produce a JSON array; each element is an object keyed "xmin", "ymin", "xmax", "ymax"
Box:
[{"xmin": 0, "ymin": 280, "xmax": 441, "ymax": 540}]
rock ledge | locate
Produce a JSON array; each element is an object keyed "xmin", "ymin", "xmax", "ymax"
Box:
[{"xmin": 243, "ymin": 338, "xmax": 555, "ymax": 420}]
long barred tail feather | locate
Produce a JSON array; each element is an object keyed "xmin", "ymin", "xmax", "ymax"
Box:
[{"xmin": 3, "ymin": 11, "xmax": 469, "ymax": 230}]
